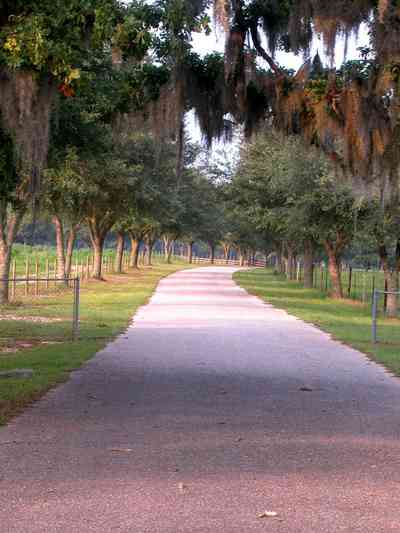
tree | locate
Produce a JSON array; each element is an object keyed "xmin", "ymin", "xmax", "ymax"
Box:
[
  {"xmin": 298, "ymin": 182, "xmax": 357, "ymax": 298},
  {"xmin": 360, "ymin": 196, "xmax": 400, "ymax": 317},
  {"xmin": 0, "ymin": 0, "xmax": 160, "ymax": 191},
  {"xmin": 231, "ymin": 131, "xmax": 359, "ymax": 298},
  {"xmin": 0, "ymin": 127, "xmax": 23, "ymax": 303},
  {"xmin": 0, "ymin": 0, "xmax": 167, "ymax": 297},
  {"xmin": 43, "ymin": 155, "xmax": 86, "ymax": 280}
]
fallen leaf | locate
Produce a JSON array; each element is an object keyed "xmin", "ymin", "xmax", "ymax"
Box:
[
  {"xmin": 258, "ymin": 511, "xmax": 278, "ymax": 519},
  {"xmin": 299, "ymin": 387, "xmax": 313, "ymax": 392},
  {"xmin": 178, "ymin": 482, "xmax": 187, "ymax": 492},
  {"xmin": 109, "ymin": 448, "xmax": 133, "ymax": 453}
]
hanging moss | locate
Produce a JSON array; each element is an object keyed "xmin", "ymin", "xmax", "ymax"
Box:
[
  {"xmin": 0, "ymin": 120, "xmax": 17, "ymax": 201},
  {"xmin": 0, "ymin": 70, "xmax": 56, "ymax": 196}
]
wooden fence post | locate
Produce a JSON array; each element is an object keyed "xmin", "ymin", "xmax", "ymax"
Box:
[
  {"xmin": 371, "ymin": 274, "xmax": 375, "ymax": 303},
  {"xmin": 11, "ymin": 259, "xmax": 16, "ymax": 300},
  {"xmin": 347, "ymin": 266, "xmax": 352, "ymax": 297},
  {"xmin": 45, "ymin": 258, "xmax": 49, "ymax": 289},
  {"xmin": 362, "ymin": 270, "xmax": 367, "ymax": 303},
  {"xmin": 25, "ymin": 258, "xmax": 30, "ymax": 296},
  {"xmin": 35, "ymin": 259, "xmax": 39, "ymax": 296}
]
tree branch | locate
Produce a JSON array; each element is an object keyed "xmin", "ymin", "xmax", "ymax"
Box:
[{"xmin": 249, "ymin": 23, "xmax": 282, "ymax": 76}]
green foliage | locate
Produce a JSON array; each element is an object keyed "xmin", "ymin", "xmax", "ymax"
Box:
[
  {"xmin": 231, "ymin": 131, "xmax": 358, "ymax": 252},
  {"xmin": 0, "ymin": 0, "xmax": 159, "ymax": 91}
]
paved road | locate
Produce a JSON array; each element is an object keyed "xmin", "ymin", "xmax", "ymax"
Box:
[{"xmin": 1, "ymin": 267, "xmax": 400, "ymax": 532}]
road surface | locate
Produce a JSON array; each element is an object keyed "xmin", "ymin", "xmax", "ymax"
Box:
[{"xmin": 1, "ymin": 267, "xmax": 400, "ymax": 532}]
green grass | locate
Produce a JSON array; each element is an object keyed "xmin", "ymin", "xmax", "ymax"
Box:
[
  {"xmin": 0, "ymin": 259, "xmax": 190, "ymax": 425},
  {"xmin": 235, "ymin": 269, "xmax": 400, "ymax": 376}
]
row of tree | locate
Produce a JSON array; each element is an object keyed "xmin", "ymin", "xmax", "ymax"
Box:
[{"xmin": 227, "ymin": 130, "xmax": 400, "ymax": 316}]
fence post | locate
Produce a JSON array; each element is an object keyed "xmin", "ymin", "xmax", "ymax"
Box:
[
  {"xmin": 11, "ymin": 259, "xmax": 16, "ymax": 300},
  {"xmin": 35, "ymin": 259, "xmax": 39, "ymax": 296},
  {"xmin": 371, "ymin": 274, "xmax": 375, "ymax": 303},
  {"xmin": 73, "ymin": 277, "xmax": 80, "ymax": 340},
  {"xmin": 45, "ymin": 258, "xmax": 49, "ymax": 289},
  {"xmin": 362, "ymin": 270, "xmax": 367, "ymax": 303},
  {"xmin": 383, "ymin": 279, "xmax": 388, "ymax": 313},
  {"xmin": 372, "ymin": 289, "xmax": 378, "ymax": 343},
  {"xmin": 347, "ymin": 266, "xmax": 352, "ymax": 297},
  {"xmin": 25, "ymin": 259, "xmax": 30, "ymax": 296}
]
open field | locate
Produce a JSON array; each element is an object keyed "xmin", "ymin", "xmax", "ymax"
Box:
[
  {"xmin": 235, "ymin": 269, "xmax": 400, "ymax": 376},
  {"xmin": 0, "ymin": 259, "xmax": 190, "ymax": 425}
]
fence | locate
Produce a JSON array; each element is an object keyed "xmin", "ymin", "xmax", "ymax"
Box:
[
  {"xmin": 284, "ymin": 262, "xmax": 400, "ymax": 344},
  {"xmin": 371, "ymin": 289, "xmax": 400, "ymax": 344},
  {"xmin": 311, "ymin": 265, "xmax": 388, "ymax": 305},
  {"xmin": 1, "ymin": 277, "xmax": 80, "ymax": 343},
  {"xmin": 191, "ymin": 256, "xmax": 266, "ymax": 267},
  {"xmin": 9, "ymin": 248, "xmax": 164, "ymax": 290}
]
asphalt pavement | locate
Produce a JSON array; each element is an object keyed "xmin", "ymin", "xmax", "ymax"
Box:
[{"xmin": 1, "ymin": 267, "xmax": 400, "ymax": 532}]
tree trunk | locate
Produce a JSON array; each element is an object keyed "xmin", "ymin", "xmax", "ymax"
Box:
[
  {"xmin": 167, "ymin": 244, "xmax": 173, "ymax": 264},
  {"xmin": 264, "ymin": 249, "xmax": 269, "ymax": 268},
  {"xmin": 325, "ymin": 242, "xmax": 343, "ymax": 299},
  {"xmin": 146, "ymin": 240, "xmax": 154, "ymax": 266},
  {"xmin": 53, "ymin": 215, "xmax": 67, "ymax": 280},
  {"xmin": 303, "ymin": 239, "xmax": 314, "ymax": 289},
  {"xmin": 223, "ymin": 244, "xmax": 230, "ymax": 263},
  {"xmin": 129, "ymin": 236, "xmax": 141, "ymax": 269},
  {"xmin": 286, "ymin": 245, "xmax": 295, "ymax": 280},
  {"xmin": 164, "ymin": 236, "xmax": 174, "ymax": 264},
  {"xmin": 275, "ymin": 248, "xmax": 283, "ymax": 273},
  {"xmin": 114, "ymin": 231, "xmax": 125, "ymax": 273},
  {"xmin": 239, "ymin": 248, "xmax": 246, "ymax": 267},
  {"xmin": 209, "ymin": 244, "xmax": 215, "ymax": 264},
  {"xmin": 0, "ymin": 242, "xmax": 12, "ymax": 304},
  {"xmin": 91, "ymin": 236, "xmax": 105, "ymax": 279},
  {"xmin": 0, "ymin": 208, "xmax": 24, "ymax": 304},
  {"xmin": 65, "ymin": 225, "xmax": 78, "ymax": 278},
  {"xmin": 378, "ymin": 242, "xmax": 400, "ymax": 318},
  {"xmin": 188, "ymin": 241, "xmax": 193, "ymax": 264}
]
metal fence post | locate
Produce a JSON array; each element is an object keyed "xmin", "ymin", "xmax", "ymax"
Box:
[
  {"xmin": 73, "ymin": 277, "xmax": 80, "ymax": 340},
  {"xmin": 372, "ymin": 289, "xmax": 378, "ymax": 343}
]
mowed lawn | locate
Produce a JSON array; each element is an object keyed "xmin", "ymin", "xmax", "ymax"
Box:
[
  {"xmin": 235, "ymin": 269, "xmax": 400, "ymax": 376},
  {"xmin": 0, "ymin": 261, "xmax": 189, "ymax": 425}
]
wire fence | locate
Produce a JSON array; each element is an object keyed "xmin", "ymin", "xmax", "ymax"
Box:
[
  {"xmin": 311, "ymin": 265, "xmax": 388, "ymax": 305},
  {"xmin": 0, "ymin": 277, "xmax": 80, "ymax": 349},
  {"xmin": 287, "ymin": 262, "xmax": 400, "ymax": 345},
  {"xmin": 371, "ymin": 289, "xmax": 400, "ymax": 345}
]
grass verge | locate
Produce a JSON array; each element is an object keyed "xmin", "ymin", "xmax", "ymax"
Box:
[
  {"xmin": 0, "ymin": 260, "xmax": 190, "ymax": 425},
  {"xmin": 235, "ymin": 269, "xmax": 400, "ymax": 376}
]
